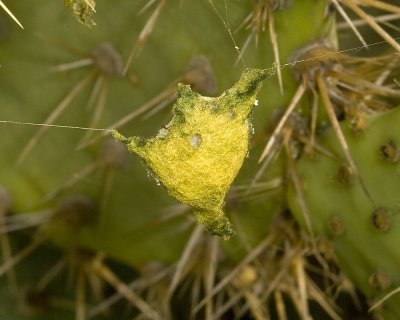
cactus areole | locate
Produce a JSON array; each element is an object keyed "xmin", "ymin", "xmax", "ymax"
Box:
[{"xmin": 112, "ymin": 68, "xmax": 267, "ymax": 238}]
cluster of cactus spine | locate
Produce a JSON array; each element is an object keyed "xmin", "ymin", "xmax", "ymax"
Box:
[{"xmin": 1, "ymin": 0, "xmax": 400, "ymax": 319}]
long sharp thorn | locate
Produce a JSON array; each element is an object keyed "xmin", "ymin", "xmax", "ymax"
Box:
[
  {"xmin": 17, "ymin": 70, "xmax": 95, "ymax": 165},
  {"xmin": 50, "ymin": 59, "xmax": 93, "ymax": 73},
  {"xmin": 77, "ymin": 77, "xmax": 108, "ymax": 148},
  {"xmin": 0, "ymin": 235, "xmax": 48, "ymax": 277},
  {"xmin": 361, "ymin": 0, "xmax": 400, "ymax": 15},
  {"xmin": 268, "ymin": 9, "xmax": 283, "ymax": 94},
  {"xmin": 91, "ymin": 257, "xmax": 161, "ymax": 320},
  {"xmin": 167, "ymin": 225, "xmax": 203, "ymax": 297},
  {"xmin": 77, "ymin": 79, "xmax": 178, "ymax": 149},
  {"xmin": 0, "ymin": 1, "xmax": 23, "ymax": 28},
  {"xmin": 203, "ymin": 238, "xmax": 218, "ymax": 320},
  {"xmin": 123, "ymin": 0, "xmax": 166, "ymax": 75},
  {"xmin": 284, "ymin": 131, "xmax": 314, "ymax": 237},
  {"xmin": 332, "ymin": 0, "xmax": 368, "ymax": 48},
  {"xmin": 194, "ymin": 234, "xmax": 274, "ymax": 314},
  {"xmin": 316, "ymin": 73, "xmax": 375, "ymax": 206},
  {"xmin": 337, "ymin": 13, "xmax": 400, "ymax": 30},
  {"xmin": 294, "ymin": 257, "xmax": 310, "ymax": 319},
  {"xmin": 341, "ymin": 0, "xmax": 400, "ymax": 54},
  {"xmin": 316, "ymin": 73, "xmax": 358, "ymax": 174},
  {"xmin": 35, "ymin": 258, "xmax": 66, "ymax": 291},
  {"xmin": 274, "ymin": 291, "xmax": 288, "ymax": 320},
  {"xmin": 258, "ymin": 83, "xmax": 306, "ymax": 163},
  {"xmin": 308, "ymin": 86, "xmax": 319, "ymax": 153},
  {"xmin": 369, "ymin": 286, "xmax": 400, "ymax": 312}
]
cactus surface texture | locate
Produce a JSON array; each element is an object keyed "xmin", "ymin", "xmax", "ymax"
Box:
[{"xmin": 0, "ymin": 0, "xmax": 400, "ymax": 319}]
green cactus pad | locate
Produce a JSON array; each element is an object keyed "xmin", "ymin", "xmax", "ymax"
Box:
[
  {"xmin": 112, "ymin": 69, "xmax": 267, "ymax": 238},
  {"xmin": 288, "ymin": 107, "xmax": 400, "ymax": 318}
]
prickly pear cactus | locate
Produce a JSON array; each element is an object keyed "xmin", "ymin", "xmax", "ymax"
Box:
[
  {"xmin": 1, "ymin": 0, "xmax": 400, "ymax": 319},
  {"xmin": 288, "ymin": 108, "xmax": 400, "ymax": 319}
]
